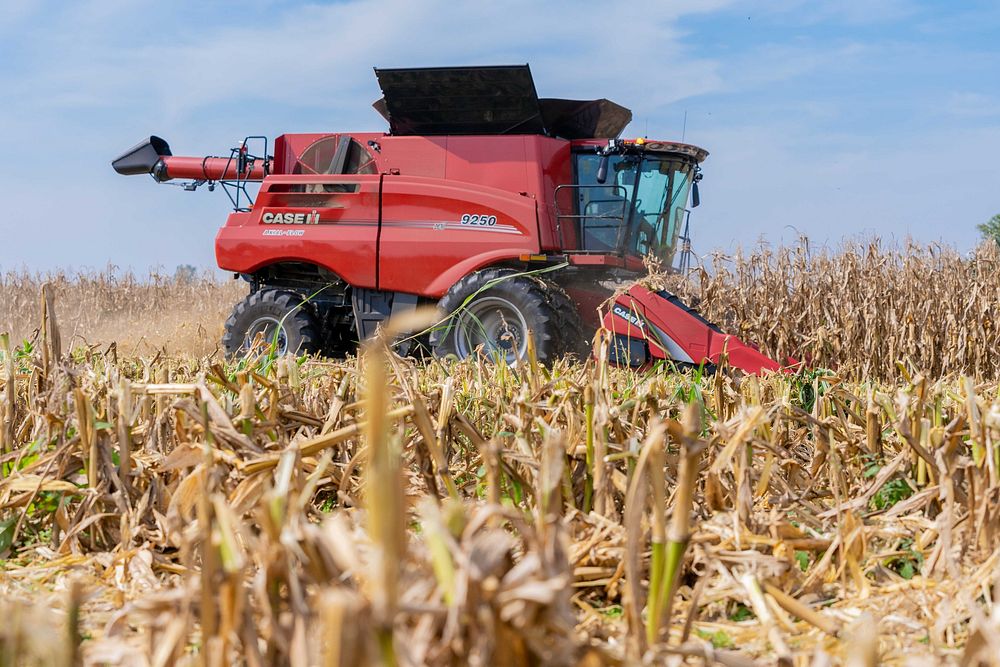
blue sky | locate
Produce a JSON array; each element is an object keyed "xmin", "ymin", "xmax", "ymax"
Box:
[{"xmin": 1, "ymin": 0, "xmax": 998, "ymax": 271}]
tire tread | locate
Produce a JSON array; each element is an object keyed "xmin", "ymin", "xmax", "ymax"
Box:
[{"xmin": 222, "ymin": 289, "xmax": 321, "ymax": 357}]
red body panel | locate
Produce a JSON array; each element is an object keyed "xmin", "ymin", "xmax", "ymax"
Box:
[
  {"xmin": 217, "ymin": 133, "xmax": 576, "ymax": 295},
  {"xmin": 379, "ymin": 176, "xmax": 540, "ymax": 296},
  {"xmin": 215, "ymin": 174, "xmax": 381, "ymax": 288}
]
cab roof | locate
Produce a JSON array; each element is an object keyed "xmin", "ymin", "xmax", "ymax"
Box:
[{"xmin": 573, "ymin": 138, "xmax": 709, "ymax": 162}]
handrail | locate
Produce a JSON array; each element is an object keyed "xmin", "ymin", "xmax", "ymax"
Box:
[{"xmin": 553, "ymin": 184, "xmax": 628, "ymax": 252}]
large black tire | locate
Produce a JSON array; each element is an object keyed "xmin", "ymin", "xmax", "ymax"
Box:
[
  {"xmin": 222, "ymin": 289, "xmax": 321, "ymax": 357},
  {"xmin": 545, "ymin": 282, "xmax": 591, "ymax": 360},
  {"xmin": 431, "ymin": 268, "xmax": 562, "ymax": 364}
]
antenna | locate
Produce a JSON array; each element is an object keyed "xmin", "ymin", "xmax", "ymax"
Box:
[
  {"xmin": 644, "ymin": 118, "xmax": 648, "ymax": 138},
  {"xmin": 681, "ymin": 110, "xmax": 688, "ymax": 142}
]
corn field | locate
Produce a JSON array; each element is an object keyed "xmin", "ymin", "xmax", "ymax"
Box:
[
  {"xmin": 675, "ymin": 239, "xmax": 1000, "ymax": 381},
  {"xmin": 3, "ymin": 241, "xmax": 1000, "ymax": 666},
  {"xmin": 0, "ymin": 268, "xmax": 243, "ymax": 358},
  {"xmin": 4, "ymin": 240, "xmax": 999, "ymax": 379}
]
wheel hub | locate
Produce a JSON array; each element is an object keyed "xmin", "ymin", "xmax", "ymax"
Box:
[
  {"xmin": 245, "ymin": 316, "xmax": 288, "ymax": 355},
  {"xmin": 454, "ymin": 296, "xmax": 530, "ymax": 364}
]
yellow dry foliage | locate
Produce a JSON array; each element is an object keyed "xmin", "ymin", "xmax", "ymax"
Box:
[
  {"xmin": 1, "ymin": 241, "xmax": 999, "ymax": 665},
  {"xmin": 676, "ymin": 239, "xmax": 1000, "ymax": 380}
]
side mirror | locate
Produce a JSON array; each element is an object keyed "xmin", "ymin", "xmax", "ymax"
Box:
[
  {"xmin": 691, "ymin": 182, "xmax": 700, "ymax": 208},
  {"xmin": 596, "ymin": 154, "xmax": 609, "ymax": 184}
]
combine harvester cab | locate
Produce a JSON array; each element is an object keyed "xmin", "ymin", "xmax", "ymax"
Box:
[{"xmin": 112, "ymin": 65, "xmax": 788, "ymax": 375}]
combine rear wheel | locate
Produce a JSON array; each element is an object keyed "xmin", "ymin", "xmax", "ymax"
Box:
[
  {"xmin": 223, "ymin": 289, "xmax": 321, "ymax": 357},
  {"xmin": 432, "ymin": 268, "xmax": 561, "ymax": 364}
]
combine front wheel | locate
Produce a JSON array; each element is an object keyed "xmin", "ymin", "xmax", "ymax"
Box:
[
  {"xmin": 222, "ymin": 289, "xmax": 321, "ymax": 357},
  {"xmin": 432, "ymin": 268, "xmax": 560, "ymax": 364},
  {"xmin": 545, "ymin": 283, "xmax": 590, "ymax": 359}
]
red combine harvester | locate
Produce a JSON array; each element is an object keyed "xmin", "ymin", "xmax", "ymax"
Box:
[{"xmin": 113, "ymin": 65, "xmax": 783, "ymax": 374}]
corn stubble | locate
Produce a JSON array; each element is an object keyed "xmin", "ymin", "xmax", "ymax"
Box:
[{"xmin": 3, "ymin": 242, "xmax": 1000, "ymax": 665}]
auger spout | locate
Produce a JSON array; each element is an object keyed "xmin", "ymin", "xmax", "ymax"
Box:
[{"xmin": 112, "ymin": 136, "xmax": 267, "ymax": 183}]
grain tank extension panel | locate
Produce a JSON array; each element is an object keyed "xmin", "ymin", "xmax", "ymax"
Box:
[{"xmin": 372, "ymin": 65, "xmax": 632, "ymax": 139}]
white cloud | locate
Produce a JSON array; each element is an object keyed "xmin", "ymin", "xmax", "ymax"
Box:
[
  {"xmin": 9, "ymin": 1, "xmax": 732, "ymax": 115},
  {"xmin": 1, "ymin": 0, "xmax": 997, "ymax": 270},
  {"xmin": 1, "ymin": 0, "xmax": 737, "ymax": 269},
  {"xmin": 691, "ymin": 121, "xmax": 1000, "ymax": 254}
]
